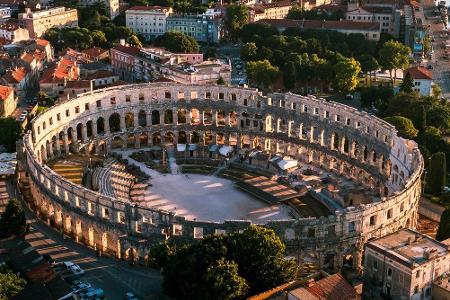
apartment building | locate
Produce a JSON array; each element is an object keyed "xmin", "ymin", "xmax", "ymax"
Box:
[
  {"xmin": 79, "ymin": 0, "xmax": 119, "ymax": 18},
  {"xmin": 110, "ymin": 44, "xmax": 141, "ymax": 82},
  {"xmin": 363, "ymin": 229, "xmax": 450, "ymax": 300},
  {"xmin": 251, "ymin": 1, "xmax": 294, "ymax": 22},
  {"xmin": 0, "ymin": 85, "xmax": 15, "ymax": 117},
  {"xmin": 404, "ymin": 66, "xmax": 433, "ymax": 96},
  {"xmin": 166, "ymin": 9, "xmax": 223, "ymax": 43},
  {"xmin": 18, "ymin": 7, "xmax": 78, "ymax": 38},
  {"xmin": 346, "ymin": 2, "xmax": 394, "ymax": 34},
  {"xmin": 39, "ymin": 58, "xmax": 80, "ymax": 96},
  {"xmin": 125, "ymin": 6, "xmax": 173, "ymax": 40},
  {"xmin": 0, "ymin": 23, "xmax": 29, "ymax": 43}
]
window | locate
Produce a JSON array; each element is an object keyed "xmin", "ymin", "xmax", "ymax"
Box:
[
  {"xmin": 414, "ymin": 285, "xmax": 419, "ymax": 294},
  {"xmin": 243, "ymin": 98, "xmax": 248, "ymax": 106},
  {"xmin": 416, "ymin": 270, "xmax": 421, "ymax": 278},
  {"xmin": 387, "ymin": 209, "xmax": 393, "ymax": 219},
  {"xmin": 325, "ymin": 111, "xmax": 330, "ymax": 118},
  {"xmin": 336, "ymin": 114, "xmax": 340, "ymax": 122},
  {"xmin": 110, "ymin": 97, "xmax": 116, "ymax": 105},
  {"xmin": 165, "ymin": 91, "xmax": 171, "ymax": 99},
  {"xmin": 348, "ymin": 221, "xmax": 355, "ymax": 232},
  {"xmin": 314, "ymin": 107, "xmax": 319, "ymax": 114},
  {"xmin": 96, "ymin": 100, "xmax": 101, "ymax": 108},
  {"xmin": 85, "ymin": 103, "xmax": 89, "ymax": 110},
  {"xmin": 57, "ymin": 113, "xmax": 61, "ymax": 121},
  {"xmin": 65, "ymin": 109, "xmax": 70, "ymax": 117},
  {"xmin": 49, "ymin": 117, "xmax": 53, "ymax": 125},
  {"xmin": 218, "ymin": 92, "xmax": 224, "ymax": 100},
  {"xmin": 126, "ymin": 95, "xmax": 131, "ymax": 102},
  {"xmin": 205, "ymin": 92, "xmax": 211, "ymax": 99},
  {"xmin": 75, "ymin": 106, "xmax": 80, "ymax": 114},
  {"xmin": 387, "ymin": 267, "xmax": 392, "ymax": 277},
  {"xmin": 370, "ymin": 215, "xmax": 376, "ymax": 226},
  {"xmin": 373, "ymin": 260, "xmax": 378, "ymax": 271}
]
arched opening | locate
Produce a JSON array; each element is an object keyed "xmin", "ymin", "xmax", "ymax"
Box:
[
  {"xmin": 343, "ymin": 137, "xmax": 349, "ymax": 153},
  {"xmin": 97, "ymin": 117, "xmax": 105, "ymax": 134},
  {"xmin": 151, "ymin": 110, "xmax": 160, "ymax": 125},
  {"xmin": 112, "ymin": 136, "xmax": 124, "ymax": 149},
  {"xmin": 216, "ymin": 132, "xmax": 225, "ymax": 144},
  {"xmin": 138, "ymin": 110, "xmax": 146, "ymax": 127},
  {"xmin": 76, "ymin": 123, "xmax": 83, "ymax": 141},
  {"xmin": 229, "ymin": 111, "xmax": 237, "ymax": 127},
  {"xmin": 125, "ymin": 112, "xmax": 134, "ymax": 128},
  {"xmin": 204, "ymin": 131, "xmax": 212, "ymax": 144},
  {"xmin": 191, "ymin": 109, "xmax": 201, "ymax": 125},
  {"xmin": 164, "ymin": 132, "xmax": 174, "ymax": 144},
  {"xmin": 51, "ymin": 136, "xmax": 58, "ymax": 156},
  {"xmin": 139, "ymin": 133, "xmax": 148, "ymax": 146},
  {"xmin": 109, "ymin": 113, "xmax": 121, "ymax": 132},
  {"xmin": 217, "ymin": 110, "xmax": 225, "ymax": 126},
  {"xmin": 191, "ymin": 131, "xmax": 200, "ymax": 143},
  {"xmin": 203, "ymin": 109, "xmax": 212, "ymax": 125},
  {"xmin": 86, "ymin": 120, "xmax": 93, "ymax": 138},
  {"xmin": 127, "ymin": 135, "xmax": 135, "ymax": 148},
  {"xmin": 164, "ymin": 110, "xmax": 173, "ymax": 124},
  {"xmin": 152, "ymin": 132, "xmax": 161, "ymax": 145},
  {"xmin": 178, "ymin": 131, "xmax": 187, "ymax": 144},
  {"xmin": 332, "ymin": 132, "xmax": 339, "ymax": 150},
  {"xmin": 177, "ymin": 109, "xmax": 186, "ymax": 124},
  {"xmin": 102, "ymin": 232, "xmax": 108, "ymax": 253}
]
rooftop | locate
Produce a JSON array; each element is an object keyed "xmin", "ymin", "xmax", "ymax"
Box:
[
  {"xmin": 112, "ymin": 44, "xmax": 141, "ymax": 56},
  {"xmin": 0, "ymin": 84, "xmax": 12, "ymax": 100},
  {"xmin": 405, "ymin": 66, "xmax": 432, "ymax": 80},
  {"xmin": 81, "ymin": 47, "xmax": 108, "ymax": 59},
  {"xmin": 127, "ymin": 5, "xmax": 171, "ymax": 12},
  {"xmin": 366, "ymin": 229, "xmax": 449, "ymax": 267},
  {"xmin": 2, "ymin": 66, "xmax": 28, "ymax": 84},
  {"xmin": 257, "ymin": 18, "xmax": 381, "ymax": 31}
]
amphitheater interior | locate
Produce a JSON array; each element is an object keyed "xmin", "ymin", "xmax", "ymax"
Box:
[{"xmin": 17, "ymin": 83, "xmax": 424, "ymax": 272}]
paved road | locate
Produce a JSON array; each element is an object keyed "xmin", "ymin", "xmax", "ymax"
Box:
[{"xmin": 24, "ymin": 209, "xmax": 168, "ymax": 300}]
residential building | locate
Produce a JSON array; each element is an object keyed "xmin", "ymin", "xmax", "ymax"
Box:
[
  {"xmin": 346, "ymin": 2, "xmax": 394, "ymax": 34},
  {"xmin": 251, "ymin": 1, "xmax": 294, "ymax": 22},
  {"xmin": 125, "ymin": 6, "xmax": 173, "ymax": 40},
  {"xmin": 363, "ymin": 229, "xmax": 450, "ymax": 300},
  {"xmin": 18, "ymin": 7, "xmax": 78, "ymax": 38},
  {"xmin": 257, "ymin": 18, "xmax": 381, "ymax": 41},
  {"xmin": 85, "ymin": 70, "xmax": 119, "ymax": 88},
  {"xmin": 81, "ymin": 47, "xmax": 109, "ymax": 62},
  {"xmin": 402, "ymin": 2, "xmax": 426, "ymax": 56},
  {"xmin": 432, "ymin": 274, "xmax": 450, "ymax": 300},
  {"xmin": 166, "ymin": 9, "xmax": 224, "ymax": 43},
  {"xmin": 0, "ymin": 22, "xmax": 28, "ymax": 43},
  {"xmin": 0, "ymin": 7, "xmax": 11, "ymax": 20},
  {"xmin": 110, "ymin": 43, "xmax": 141, "ymax": 81},
  {"xmin": 404, "ymin": 66, "xmax": 433, "ymax": 96},
  {"xmin": 115, "ymin": 45, "xmax": 230, "ymax": 84},
  {"xmin": 39, "ymin": 58, "xmax": 79, "ymax": 96},
  {"xmin": 0, "ymin": 84, "xmax": 15, "ymax": 116},
  {"xmin": 1, "ymin": 66, "xmax": 30, "ymax": 97}
]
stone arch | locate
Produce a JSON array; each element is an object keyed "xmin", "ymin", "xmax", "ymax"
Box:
[
  {"xmin": 127, "ymin": 134, "xmax": 135, "ymax": 148},
  {"xmin": 204, "ymin": 131, "xmax": 212, "ymax": 144},
  {"xmin": 101, "ymin": 232, "xmax": 108, "ymax": 253},
  {"xmin": 191, "ymin": 131, "xmax": 200, "ymax": 144},
  {"xmin": 88, "ymin": 227, "xmax": 95, "ymax": 248},
  {"xmin": 125, "ymin": 112, "xmax": 134, "ymax": 128},
  {"xmin": 138, "ymin": 110, "xmax": 146, "ymax": 127},
  {"xmin": 97, "ymin": 117, "xmax": 105, "ymax": 134},
  {"xmin": 67, "ymin": 127, "xmax": 74, "ymax": 143},
  {"xmin": 164, "ymin": 110, "xmax": 173, "ymax": 124},
  {"xmin": 164, "ymin": 132, "xmax": 174, "ymax": 144},
  {"xmin": 76, "ymin": 123, "xmax": 83, "ymax": 141},
  {"xmin": 177, "ymin": 109, "xmax": 187, "ymax": 124},
  {"xmin": 191, "ymin": 108, "xmax": 201, "ymax": 125},
  {"xmin": 229, "ymin": 111, "xmax": 237, "ymax": 127},
  {"xmin": 151, "ymin": 110, "xmax": 160, "ymax": 125},
  {"xmin": 332, "ymin": 132, "xmax": 339, "ymax": 150},
  {"xmin": 152, "ymin": 132, "xmax": 161, "ymax": 145},
  {"xmin": 139, "ymin": 133, "xmax": 148, "ymax": 146},
  {"xmin": 109, "ymin": 113, "xmax": 121, "ymax": 132},
  {"xmin": 178, "ymin": 131, "xmax": 187, "ymax": 144},
  {"xmin": 51, "ymin": 136, "xmax": 58, "ymax": 156},
  {"xmin": 125, "ymin": 247, "xmax": 138, "ymax": 262},
  {"xmin": 40, "ymin": 144, "xmax": 45, "ymax": 161},
  {"xmin": 217, "ymin": 110, "xmax": 226, "ymax": 126},
  {"xmin": 203, "ymin": 109, "xmax": 212, "ymax": 125},
  {"xmin": 86, "ymin": 120, "xmax": 93, "ymax": 138},
  {"xmin": 216, "ymin": 132, "xmax": 225, "ymax": 144}
]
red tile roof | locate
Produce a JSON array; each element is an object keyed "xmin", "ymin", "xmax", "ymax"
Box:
[
  {"xmin": 82, "ymin": 47, "xmax": 108, "ymax": 59},
  {"xmin": 304, "ymin": 273, "xmax": 357, "ymax": 300},
  {"xmin": 2, "ymin": 67, "xmax": 28, "ymax": 84},
  {"xmin": 405, "ymin": 66, "xmax": 432, "ymax": 80},
  {"xmin": 0, "ymin": 85, "xmax": 13, "ymax": 101},
  {"xmin": 39, "ymin": 58, "xmax": 79, "ymax": 84},
  {"xmin": 85, "ymin": 70, "xmax": 115, "ymax": 80},
  {"xmin": 112, "ymin": 44, "xmax": 141, "ymax": 56},
  {"xmin": 65, "ymin": 80, "xmax": 91, "ymax": 89},
  {"xmin": 35, "ymin": 38, "xmax": 49, "ymax": 47},
  {"xmin": 257, "ymin": 18, "xmax": 380, "ymax": 31}
]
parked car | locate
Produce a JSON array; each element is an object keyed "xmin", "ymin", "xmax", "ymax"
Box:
[
  {"xmin": 79, "ymin": 288, "xmax": 104, "ymax": 299},
  {"xmin": 72, "ymin": 281, "xmax": 91, "ymax": 293},
  {"xmin": 63, "ymin": 261, "xmax": 85, "ymax": 276},
  {"xmin": 124, "ymin": 292, "xmax": 139, "ymax": 300}
]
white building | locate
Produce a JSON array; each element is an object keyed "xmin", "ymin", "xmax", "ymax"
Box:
[
  {"xmin": 405, "ymin": 66, "xmax": 433, "ymax": 96},
  {"xmin": 0, "ymin": 23, "xmax": 29, "ymax": 43},
  {"xmin": 126, "ymin": 6, "xmax": 173, "ymax": 41},
  {"xmin": 346, "ymin": 2, "xmax": 394, "ymax": 34},
  {"xmin": 363, "ymin": 229, "xmax": 450, "ymax": 300},
  {"xmin": 18, "ymin": 7, "xmax": 78, "ymax": 38}
]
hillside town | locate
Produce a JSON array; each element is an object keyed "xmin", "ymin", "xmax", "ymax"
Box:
[{"xmin": 0, "ymin": 0, "xmax": 449, "ymax": 299}]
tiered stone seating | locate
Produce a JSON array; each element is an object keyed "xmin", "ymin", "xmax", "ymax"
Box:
[
  {"xmin": 0, "ymin": 180, "xmax": 8, "ymax": 213},
  {"xmin": 97, "ymin": 158, "xmax": 135, "ymax": 201},
  {"xmin": 51, "ymin": 161, "xmax": 84, "ymax": 185}
]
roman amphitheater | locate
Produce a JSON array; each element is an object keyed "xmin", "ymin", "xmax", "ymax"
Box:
[{"xmin": 18, "ymin": 83, "xmax": 424, "ymax": 272}]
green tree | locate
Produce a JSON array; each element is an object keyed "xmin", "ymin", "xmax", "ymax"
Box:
[
  {"xmin": 127, "ymin": 35, "xmax": 142, "ymax": 48},
  {"xmin": 436, "ymin": 208, "xmax": 450, "ymax": 241},
  {"xmin": 283, "ymin": 61, "xmax": 297, "ymax": 90},
  {"xmin": 200, "ymin": 259, "xmax": 249, "ymax": 300},
  {"xmin": 0, "ymin": 271, "xmax": 26, "ymax": 298},
  {"xmin": 0, "ymin": 117, "xmax": 22, "ymax": 152},
  {"xmin": 240, "ymin": 42, "xmax": 258, "ymax": 61},
  {"xmin": 400, "ymin": 73, "xmax": 414, "ymax": 93},
  {"xmin": 378, "ymin": 40, "xmax": 411, "ymax": 85},
  {"xmin": 384, "ymin": 116, "xmax": 418, "ymax": 139},
  {"xmin": 432, "ymin": 84, "xmax": 442, "ymax": 98},
  {"xmin": 217, "ymin": 77, "xmax": 225, "ymax": 85},
  {"xmin": 333, "ymin": 57, "xmax": 361, "ymax": 92},
  {"xmin": 227, "ymin": 226, "xmax": 297, "ymax": 295},
  {"xmin": 91, "ymin": 30, "xmax": 107, "ymax": 47},
  {"xmin": 246, "ymin": 60, "xmax": 280, "ymax": 89},
  {"xmin": 358, "ymin": 54, "xmax": 379, "ymax": 84},
  {"xmin": 155, "ymin": 31, "xmax": 199, "ymax": 53},
  {"xmin": 226, "ymin": 4, "xmax": 249, "ymax": 41},
  {"xmin": 0, "ymin": 199, "xmax": 27, "ymax": 238},
  {"xmin": 148, "ymin": 242, "xmax": 173, "ymax": 268},
  {"xmin": 426, "ymin": 152, "xmax": 447, "ymax": 196}
]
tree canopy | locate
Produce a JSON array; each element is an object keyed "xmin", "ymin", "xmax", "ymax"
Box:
[
  {"xmin": 0, "ymin": 117, "xmax": 22, "ymax": 152},
  {"xmin": 384, "ymin": 116, "xmax": 418, "ymax": 139},
  {"xmin": 158, "ymin": 225, "xmax": 297, "ymax": 299},
  {"xmin": 154, "ymin": 31, "xmax": 199, "ymax": 53},
  {"xmin": 333, "ymin": 57, "xmax": 361, "ymax": 92},
  {"xmin": 0, "ymin": 270, "xmax": 26, "ymax": 299},
  {"xmin": 378, "ymin": 40, "xmax": 411, "ymax": 85},
  {"xmin": 226, "ymin": 4, "xmax": 249, "ymax": 41},
  {"xmin": 426, "ymin": 152, "xmax": 447, "ymax": 196},
  {"xmin": 246, "ymin": 60, "xmax": 280, "ymax": 89},
  {"xmin": 0, "ymin": 199, "xmax": 27, "ymax": 238},
  {"xmin": 437, "ymin": 208, "xmax": 450, "ymax": 241}
]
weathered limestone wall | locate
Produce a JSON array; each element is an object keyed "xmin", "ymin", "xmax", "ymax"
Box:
[{"xmin": 20, "ymin": 83, "xmax": 424, "ymax": 270}]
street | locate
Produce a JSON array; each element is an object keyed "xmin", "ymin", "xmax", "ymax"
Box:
[{"xmin": 24, "ymin": 209, "xmax": 168, "ymax": 300}]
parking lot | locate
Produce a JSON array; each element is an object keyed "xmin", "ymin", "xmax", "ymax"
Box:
[{"xmin": 25, "ymin": 210, "xmax": 168, "ymax": 300}]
